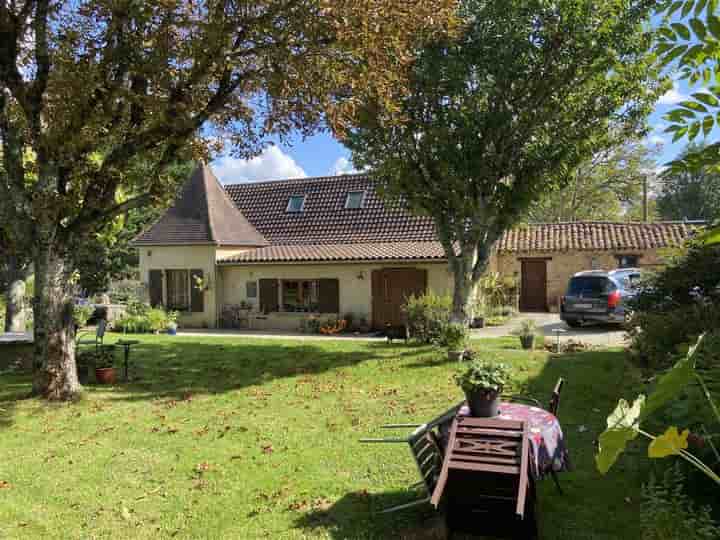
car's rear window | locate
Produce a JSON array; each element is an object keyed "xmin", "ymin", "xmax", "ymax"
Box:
[{"xmin": 566, "ymin": 276, "xmax": 615, "ymax": 297}]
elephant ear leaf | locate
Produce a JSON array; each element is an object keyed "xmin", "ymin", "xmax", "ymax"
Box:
[
  {"xmin": 642, "ymin": 336, "xmax": 702, "ymax": 419},
  {"xmin": 648, "ymin": 427, "xmax": 689, "ymax": 458},
  {"xmin": 698, "ymin": 225, "xmax": 720, "ymax": 246},
  {"xmin": 595, "ymin": 396, "xmax": 645, "ymax": 474}
]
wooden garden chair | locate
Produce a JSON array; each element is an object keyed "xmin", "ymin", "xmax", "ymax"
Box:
[
  {"xmin": 431, "ymin": 416, "xmax": 537, "ymax": 539},
  {"xmin": 360, "ymin": 401, "xmax": 463, "ymax": 513},
  {"xmin": 76, "ymin": 319, "xmax": 107, "ymax": 351}
]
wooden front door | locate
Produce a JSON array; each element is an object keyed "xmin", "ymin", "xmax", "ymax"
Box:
[
  {"xmin": 520, "ymin": 259, "xmax": 548, "ymax": 312},
  {"xmin": 372, "ymin": 268, "xmax": 427, "ymax": 329}
]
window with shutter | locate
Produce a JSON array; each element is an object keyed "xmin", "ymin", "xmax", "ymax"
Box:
[{"xmin": 167, "ymin": 269, "xmax": 190, "ymax": 310}]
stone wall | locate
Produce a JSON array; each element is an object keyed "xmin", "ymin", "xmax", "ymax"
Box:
[{"xmin": 495, "ymin": 248, "xmax": 666, "ymax": 312}]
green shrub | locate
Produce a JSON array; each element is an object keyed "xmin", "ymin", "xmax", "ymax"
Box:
[
  {"xmin": 73, "ymin": 305, "xmax": 94, "ymax": 329},
  {"xmin": 403, "ymin": 292, "xmax": 451, "ymax": 344},
  {"xmin": 438, "ymin": 322, "xmax": 469, "ymax": 350},
  {"xmin": 146, "ymin": 308, "xmax": 170, "ymax": 333},
  {"xmin": 113, "ymin": 305, "xmax": 175, "ymax": 334},
  {"xmin": 629, "ymin": 244, "xmax": 720, "ymax": 370},
  {"xmin": 640, "ymin": 463, "xmax": 720, "ymax": 540}
]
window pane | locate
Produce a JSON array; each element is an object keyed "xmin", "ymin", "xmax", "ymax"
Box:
[
  {"xmin": 617, "ymin": 255, "xmax": 639, "ymax": 268},
  {"xmin": 345, "ymin": 191, "xmax": 364, "ymax": 209},
  {"xmin": 167, "ymin": 270, "xmax": 189, "ymax": 310},
  {"xmin": 281, "ymin": 280, "xmax": 319, "ymax": 312},
  {"xmin": 566, "ymin": 276, "xmax": 613, "ymax": 297},
  {"xmin": 287, "ymin": 195, "xmax": 305, "ymax": 212},
  {"xmin": 246, "ymin": 281, "xmax": 257, "ymax": 298}
]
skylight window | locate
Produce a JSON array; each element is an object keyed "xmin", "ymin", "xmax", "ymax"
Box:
[
  {"xmin": 286, "ymin": 195, "xmax": 306, "ymax": 213},
  {"xmin": 345, "ymin": 190, "xmax": 365, "ymax": 209}
]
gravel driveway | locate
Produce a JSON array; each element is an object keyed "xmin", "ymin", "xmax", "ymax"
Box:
[{"xmin": 471, "ymin": 312, "xmax": 628, "ymax": 347}]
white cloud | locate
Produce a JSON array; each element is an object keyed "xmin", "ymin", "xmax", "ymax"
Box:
[
  {"xmin": 212, "ymin": 146, "xmax": 307, "ymax": 184},
  {"xmin": 658, "ymin": 82, "xmax": 687, "ymax": 105},
  {"xmin": 330, "ymin": 156, "xmax": 358, "ymax": 176}
]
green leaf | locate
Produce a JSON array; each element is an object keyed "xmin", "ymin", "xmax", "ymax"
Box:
[
  {"xmin": 648, "ymin": 426, "xmax": 690, "ymax": 458},
  {"xmin": 596, "ymin": 427, "xmax": 640, "ymax": 474},
  {"xmin": 681, "ymin": 43, "xmax": 706, "ymax": 64},
  {"xmin": 659, "ymin": 26, "xmax": 678, "ymax": 42},
  {"xmin": 689, "ymin": 120, "xmax": 702, "ymax": 139},
  {"xmin": 682, "ymin": 0, "xmax": 694, "ymax": 17},
  {"xmin": 693, "ymin": 92, "xmax": 719, "ymax": 106},
  {"xmin": 709, "ymin": 0, "xmax": 719, "ymax": 18},
  {"xmin": 662, "ymin": 45, "xmax": 690, "ymax": 66},
  {"xmin": 642, "ymin": 336, "xmax": 703, "ymax": 419},
  {"xmin": 703, "ymin": 114, "xmax": 714, "ymax": 135},
  {"xmin": 673, "ymin": 126, "xmax": 689, "ymax": 142},
  {"xmin": 680, "ymin": 99, "xmax": 709, "ymax": 112},
  {"xmin": 696, "ymin": 0, "xmax": 709, "ymax": 16},
  {"xmin": 672, "ymin": 22, "xmax": 692, "ymax": 40},
  {"xmin": 668, "ymin": 0, "xmax": 685, "ymax": 16},
  {"xmin": 708, "ymin": 15, "xmax": 720, "ymax": 38},
  {"xmin": 698, "ymin": 225, "xmax": 720, "ymax": 245},
  {"xmin": 608, "ymin": 395, "xmax": 646, "ymax": 430},
  {"xmin": 690, "ymin": 18, "xmax": 708, "ymax": 40}
]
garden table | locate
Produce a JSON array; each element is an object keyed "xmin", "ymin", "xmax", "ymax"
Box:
[
  {"xmin": 116, "ymin": 339, "xmax": 139, "ymax": 381},
  {"xmin": 440, "ymin": 401, "xmax": 570, "ymax": 480}
]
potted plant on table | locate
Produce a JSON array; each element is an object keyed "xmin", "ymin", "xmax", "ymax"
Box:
[
  {"xmin": 94, "ymin": 345, "xmax": 117, "ymax": 384},
  {"xmin": 442, "ymin": 322, "xmax": 469, "ymax": 361},
  {"xmin": 515, "ymin": 319, "xmax": 537, "ymax": 350},
  {"xmin": 454, "ymin": 359, "xmax": 511, "ymax": 417}
]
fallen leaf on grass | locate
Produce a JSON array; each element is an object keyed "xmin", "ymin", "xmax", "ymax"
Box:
[
  {"xmin": 261, "ymin": 444, "xmax": 274, "ymax": 454},
  {"xmin": 0, "ymin": 480, "xmax": 10, "ymax": 489}
]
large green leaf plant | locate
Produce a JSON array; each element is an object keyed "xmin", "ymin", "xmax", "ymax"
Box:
[{"xmin": 596, "ymin": 334, "xmax": 720, "ymax": 485}]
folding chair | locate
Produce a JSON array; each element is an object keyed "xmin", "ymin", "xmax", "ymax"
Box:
[
  {"xmin": 77, "ymin": 319, "xmax": 107, "ymax": 351},
  {"xmin": 360, "ymin": 401, "xmax": 463, "ymax": 513},
  {"xmin": 548, "ymin": 377, "xmax": 565, "ymax": 494},
  {"xmin": 431, "ymin": 416, "xmax": 538, "ymax": 539},
  {"xmin": 548, "ymin": 377, "xmax": 564, "ymax": 416}
]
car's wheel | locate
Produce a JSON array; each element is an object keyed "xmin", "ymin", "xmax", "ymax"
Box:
[{"xmin": 565, "ymin": 319, "xmax": 582, "ymax": 328}]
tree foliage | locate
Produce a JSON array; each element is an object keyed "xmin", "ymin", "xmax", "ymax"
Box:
[
  {"xmin": 657, "ymin": 145, "xmax": 720, "ymax": 221},
  {"xmin": 0, "ymin": 0, "xmax": 456, "ymax": 399},
  {"xmin": 526, "ymin": 138, "xmax": 657, "ymax": 223},
  {"xmin": 344, "ymin": 0, "xmax": 665, "ymax": 321}
]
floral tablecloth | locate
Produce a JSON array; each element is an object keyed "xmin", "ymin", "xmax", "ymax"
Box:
[{"xmin": 442, "ymin": 401, "xmax": 571, "ymax": 480}]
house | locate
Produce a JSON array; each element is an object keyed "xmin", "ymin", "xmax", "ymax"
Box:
[{"xmin": 133, "ymin": 164, "xmax": 695, "ymax": 330}]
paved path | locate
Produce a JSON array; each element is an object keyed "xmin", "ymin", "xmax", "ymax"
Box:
[
  {"xmin": 176, "ymin": 313, "xmax": 627, "ymax": 347},
  {"xmin": 471, "ymin": 312, "xmax": 627, "ymax": 347}
]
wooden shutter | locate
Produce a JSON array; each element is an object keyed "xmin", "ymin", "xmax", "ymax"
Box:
[
  {"xmin": 318, "ymin": 279, "xmax": 340, "ymax": 313},
  {"xmin": 259, "ymin": 279, "xmax": 279, "ymax": 313},
  {"xmin": 149, "ymin": 270, "xmax": 163, "ymax": 307},
  {"xmin": 190, "ymin": 269, "xmax": 204, "ymax": 313}
]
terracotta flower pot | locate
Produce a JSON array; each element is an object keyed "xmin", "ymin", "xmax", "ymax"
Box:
[
  {"xmin": 466, "ymin": 389, "xmax": 501, "ymax": 417},
  {"xmin": 95, "ymin": 367, "xmax": 117, "ymax": 385}
]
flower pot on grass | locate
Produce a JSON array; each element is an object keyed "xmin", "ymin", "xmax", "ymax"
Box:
[
  {"xmin": 93, "ymin": 345, "xmax": 117, "ymax": 385},
  {"xmin": 442, "ymin": 322, "xmax": 469, "ymax": 361},
  {"xmin": 514, "ymin": 319, "xmax": 538, "ymax": 350},
  {"xmin": 520, "ymin": 334, "xmax": 535, "ymax": 350},
  {"xmin": 167, "ymin": 322, "xmax": 178, "ymax": 335},
  {"xmin": 454, "ymin": 359, "xmax": 512, "ymax": 418}
]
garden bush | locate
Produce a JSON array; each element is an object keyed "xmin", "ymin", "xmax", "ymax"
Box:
[
  {"xmin": 402, "ymin": 292, "xmax": 451, "ymax": 344},
  {"xmin": 113, "ymin": 304, "xmax": 177, "ymax": 334},
  {"xmin": 629, "ymin": 244, "xmax": 720, "ymax": 370},
  {"xmin": 640, "ymin": 463, "xmax": 720, "ymax": 540}
]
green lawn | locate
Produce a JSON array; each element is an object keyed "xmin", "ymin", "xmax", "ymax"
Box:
[{"xmin": 0, "ymin": 335, "xmax": 647, "ymax": 539}]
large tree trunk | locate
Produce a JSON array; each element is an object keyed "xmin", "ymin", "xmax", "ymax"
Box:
[
  {"xmin": 5, "ymin": 279, "xmax": 27, "ymax": 332},
  {"xmin": 31, "ymin": 242, "xmax": 80, "ymax": 400},
  {"xmin": 451, "ymin": 266, "xmax": 477, "ymax": 324},
  {"xmin": 448, "ymin": 239, "xmax": 495, "ymax": 325}
]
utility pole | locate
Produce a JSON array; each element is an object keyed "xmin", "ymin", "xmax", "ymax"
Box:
[{"xmin": 642, "ymin": 175, "xmax": 648, "ymax": 222}]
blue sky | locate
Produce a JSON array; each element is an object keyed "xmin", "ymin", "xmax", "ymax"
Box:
[{"xmin": 210, "ymin": 78, "xmax": 696, "ymax": 185}]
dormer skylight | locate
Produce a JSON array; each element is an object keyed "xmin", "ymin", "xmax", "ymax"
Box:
[
  {"xmin": 345, "ymin": 190, "xmax": 365, "ymax": 209},
  {"xmin": 286, "ymin": 195, "xmax": 306, "ymax": 213}
]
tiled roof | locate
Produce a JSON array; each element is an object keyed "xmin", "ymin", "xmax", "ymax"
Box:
[
  {"xmin": 138, "ymin": 167, "xmax": 698, "ymax": 261},
  {"xmin": 218, "ymin": 241, "xmax": 446, "ymax": 264},
  {"xmin": 134, "ymin": 164, "xmax": 268, "ymax": 246},
  {"xmin": 497, "ymin": 221, "xmax": 695, "ymax": 253},
  {"xmin": 224, "ymin": 174, "xmax": 436, "ymax": 245}
]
